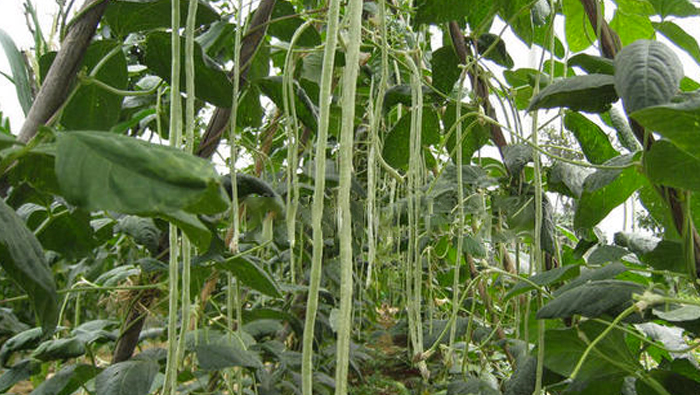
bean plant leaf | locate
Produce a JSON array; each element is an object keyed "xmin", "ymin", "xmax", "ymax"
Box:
[
  {"xmin": 503, "ymin": 356, "xmax": 537, "ymax": 395},
  {"xmin": 653, "ymin": 21, "xmax": 700, "ymax": 67},
  {"xmin": 574, "ymin": 154, "xmax": 646, "ymax": 231},
  {"xmin": 527, "ymin": 74, "xmax": 617, "ymax": 113},
  {"xmin": 637, "ymin": 369, "xmax": 700, "ymax": 395},
  {"xmin": 105, "ymin": 0, "xmax": 219, "ymax": 36},
  {"xmin": 431, "ymin": 46, "xmax": 462, "ymax": 95},
  {"xmin": 383, "ymin": 84, "xmax": 433, "ymax": 114},
  {"xmin": 587, "ymin": 245, "xmax": 630, "ymax": 265},
  {"xmin": 0, "ymin": 133, "xmax": 19, "ymax": 150},
  {"xmin": 60, "ymin": 40, "xmax": 127, "ymax": 131},
  {"xmin": 193, "ymin": 334, "xmax": 263, "ymax": 370},
  {"xmin": 414, "ymin": 0, "xmax": 471, "ymax": 26},
  {"xmin": 503, "ymin": 144, "xmax": 532, "ymax": 175},
  {"xmin": 563, "ymin": 111, "xmax": 619, "ymax": 164},
  {"xmin": 257, "ymin": 76, "xmax": 318, "ymax": 133},
  {"xmin": 267, "ymin": 1, "xmax": 321, "ymax": 47},
  {"xmin": 216, "ymin": 256, "xmax": 282, "ymax": 298},
  {"xmin": 614, "ymin": 40, "xmax": 684, "ymax": 114},
  {"xmin": 544, "ymin": 321, "xmax": 639, "ymax": 386},
  {"xmin": 554, "ymin": 262, "xmax": 629, "ymax": 297},
  {"xmin": 498, "ymin": 0, "xmax": 534, "ymax": 45},
  {"xmin": 30, "ymin": 364, "xmax": 98, "ymax": 395},
  {"xmin": 443, "ymin": 103, "xmax": 491, "ymax": 164},
  {"xmin": 562, "ymin": 0, "xmax": 596, "ymax": 52},
  {"xmin": 644, "ymin": 139, "xmax": 700, "ymax": 191},
  {"xmin": 537, "ymin": 280, "xmax": 646, "ymax": 320},
  {"xmin": 0, "ymin": 359, "xmax": 40, "ymax": 393},
  {"xmin": 31, "ymin": 338, "xmax": 86, "ymax": 362},
  {"xmin": 56, "ymin": 131, "xmax": 228, "ymax": 216},
  {"xmin": 506, "ymin": 264, "xmax": 580, "ymax": 300},
  {"xmin": 446, "ymin": 379, "xmax": 500, "ymax": 395},
  {"xmin": 630, "ymin": 92, "xmax": 700, "ymax": 154},
  {"xmin": 94, "ymin": 357, "xmax": 159, "ymax": 395},
  {"xmin": 568, "ymin": 53, "xmax": 615, "ymax": 75},
  {"xmin": 547, "ymin": 161, "xmax": 592, "ymax": 198},
  {"xmin": 144, "ymin": 31, "xmax": 232, "ymax": 107},
  {"xmin": 382, "ymin": 107, "xmax": 440, "ymax": 169},
  {"xmin": 640, "ymin": 239, "xmax": 686, "ymax": 273},
  {"xmin": 0, "ymin": 327, "xmax": 43, "ymax": 367},
  {"xmin": 0, "ymin": 200, "xmax": 58, "ymax": 336},
  {"xmin": 609, "ymin": 0, "xmax": 655, "ymax": 47},
  {"xmin": 0, "ymin": 29, "xmax": 32, "ymax": 115},
  {"xmin": 647, "ymin": 0, "xmax": 699, "ymax": 18},
  {"xmin": 477, "ymin": 33, "xmax": 514, "ymax": 69}
]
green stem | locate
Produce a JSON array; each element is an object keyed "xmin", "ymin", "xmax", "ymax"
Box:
[{"xmin": 571, "ymin": 304, "xmax": 637, "ymax": 379}]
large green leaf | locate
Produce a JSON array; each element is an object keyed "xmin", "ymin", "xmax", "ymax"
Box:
[
  {"xmin": 19, "ymin": 203, "xmax": 96, "ymax": 259},
  {"xmin": 61, "ymin": 40, "xmax": 127, "ymax": 131},
  {"xmin": 431, "ymin": 46, "xmax": 461, "ymax": 95},
  {"xmin": 574, "ymin": 154, "xmax": 646, "ymax": 230},
  {"xmin": 644, "ymin": 139, "xmax": 700, "ymax": 191},
  {"xmin": 498, "ymin": 0, "xmax": 534, "ymax": 45},
  {"xmin": 630, "ymin": 92, "xmax": 700, "ymax": 154},
  {"xmin": 257, "ymin": 76, "xmax": 318, "ymax": 133},
  {"xmin": 587, "ymin": 245, "xmax": 630, "ymax": 265},
  {"xmin": 648, "ymin": 0, "xmax": 699, "ymax": 17},
  {"xmin": 31, "ymin": 338, "xmax": 86, "ymax": 361},
  {"xmin": 567, "ymin": 53, "xmax": 615, "ymax": 75},
  {"xmin": 503, "ymin": 356, "xmax": 536, "ymax": 395},
  {"xmin": 30, "ymin": 364, "xmax": 98, "ymax": 395},
  {"xmin": 447, "ymin": 379, "xmax": 500, "ymax": 395},
  {"xmin": 544, "ymin": 321, "xmax": 639, "ymax": 389},
  {"xmin": 0, "ymin": 29, "xmax": 32, "ymax": 115},
  {"xmin": 161, "ymin": 210, "xmax": 213, "ymax": 251},
  {"xmin": 563, "ymin": 111, "xmax": 619, "ymax": 165},
  {"xmin": 0, "ymin": 359, "xmax": 40, "ymax": 393},
  {"xmin": 527, "ymin": 74, "xmax": 617, "ymax": 113},
  {"xmin": 614, "ymin": 40, "xmax": 683, "ymax": 114},
  {"xmin": 94, "ymin": 357, "xmax": 159, "ymax": 395},
  {"xmin": 56, "ymin": 131, "xmax": 228, "ymax": 216},
  {"xmin": 382, "ymin": 107, "xmax": 440, "ymax": 170},
  {"xmin": 653, "ymin": 21, "xmax": 700, "ymax": 67},
  {"xmin": 506, "ymin": 264, "xmax": 580, "ymax": 300},
  {"xmin": 443, "ymin": 103, "xmax": 491, "ymax": 164},
  {"xmin": 609, "ymin": 0, "xmax": 655, "ymax": 47},
  {"xmin": 216, "ymin": 256, "xmax": 282, "ymax": 298},
  {"xmin": 0, "ymin": 327, "xmax": 43, "ymax": 366},
  {"xmin": 477, "ymin": 32, "xmax": 514, "ymax": 68},
  {"xmin": 640, "ymin": 239, "xmax": 686, "ymax": 273},
  {"xmin": 189, "ymin": 330, "xmax": 263, "ymax": 370},
  {"xmin": 538, "ymin": 279, "xmax": 646, "ymax": 320},
  {"xmin": 414, "ymin": 0, "xmax": 471, "ymax": 26},
  {"xmin": 267, "ymin": 1, "xmax": 321, "ymax": 47},
  {"xmin": 105, "ymin": 0, "xmax": 219, "ymax": 36},
  {"xmin": 562, "ymin": 0, "xmax": 596, "ymax": 52},
  {"xmin": 554, "ymin": 262, "xmax": 629, "ymax": 297},
  {"xmin": 637, "ymin": 369, "xmax": 700, "ymax": 395},
  {"xmin": 144, "ymin": 31, "xmax": 232, "ymax": 107},
  {"xmin": 0, "ymin": 200, "xmax": 58, "ymax": 336},
  {"xmin": 547, "ymin": 161, "xmax": 592, "ymax": 198}
]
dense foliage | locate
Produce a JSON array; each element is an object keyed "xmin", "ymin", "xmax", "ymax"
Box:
[{"xmin": 2, "ymin": 0, "xmax": 700, "ymax": 394}]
